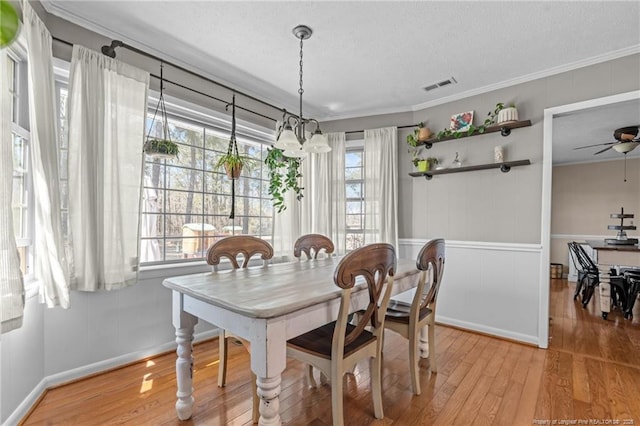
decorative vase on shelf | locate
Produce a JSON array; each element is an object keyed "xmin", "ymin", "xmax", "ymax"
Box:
[
  {"xmin": 451, "ymin": 152, "xmax": 462, "ymax": 168},
  {"xmin": 418, "ymin": 127, "xmax": 432, "ymax": 141},
  {"xmin": 497, "ymin": 106, "xmax": 518, "ymax": 124},
  {"xmin": 494, "ymin": 146, "xmax": 504, "ymax": 163},
  {"xmin": 417, "ymin": 160, "xmax": 429, "ymax": 172}
]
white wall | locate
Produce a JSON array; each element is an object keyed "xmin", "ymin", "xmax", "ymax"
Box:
[{"xmin": 1, "ymin": 264, "xmax": 216, "ymax": 425}]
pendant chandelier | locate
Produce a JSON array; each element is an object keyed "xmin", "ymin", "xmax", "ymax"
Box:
[{"xmin": 274, "ymin": 25, "xmax": 331, "ymax": 157}]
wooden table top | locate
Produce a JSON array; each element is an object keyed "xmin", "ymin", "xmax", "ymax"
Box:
[
  {"xmin": 586, "ymin": 239, "xmax": 640, "ymax": 252},
  {"xmin": 163, "ymin": 257, "xmax": 418, "ymax": 319}
]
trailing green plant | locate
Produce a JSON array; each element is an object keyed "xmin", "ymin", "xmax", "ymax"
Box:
[
  {"xmin": 265, "ymin": 147, "xmax": 303, "ymax": 213},
  {"xmin": 477, "ymin": 102, "xmax": 505, "ymax": 134},
  {"xmin": 435, "ymin": 102, "xmax": 507, "ymax": 140},
  {"xmin": 144, "ymin": 138, "xmax": 179, "ymax": 157}
]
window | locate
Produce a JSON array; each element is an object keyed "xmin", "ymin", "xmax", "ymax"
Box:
[
  {"xmin": 345, "ymin": 147, "xmax": 364, "ymax": 250},
  {"xmin": 141, "ymin": 108, "xmax": 274, "ymax": 264},
  {"xmin": 8, "ymin": 51, "xmax": 33, "ymax": 277}
]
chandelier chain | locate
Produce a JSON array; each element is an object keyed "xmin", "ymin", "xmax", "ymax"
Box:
[{"xmin": 298, "ymin": 36, "xmax": 304, "ymax": 97}]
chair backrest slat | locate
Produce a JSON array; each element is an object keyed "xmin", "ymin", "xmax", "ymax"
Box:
[
  {"xmin": 414, "ymin": 239, "xmax": 446, "ymax": 314},
  {"xmin": 294, "ymin": 234, "xmax": 335, "ymax": 260},
  {"xmin": 333, "ymin": 243, "xmax": 396, "ymax": 347},
  {"xmin": 206, "ymin": 236, "xmax": 273, "ymax": 270}
]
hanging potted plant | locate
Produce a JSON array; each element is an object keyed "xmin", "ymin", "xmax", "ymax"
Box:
[
  {"xmin": 214, "ymin": 94, "xmax": 253, "ymax": 179},
  {"xmin": 213, "ymin": 94, "xmax": 253, "ymax": 218},
  {"xmin": 265, "ymin": 147, "xmax": 303, "ymax": 213},
  {"xmin": 144, "ymin": 63, "xmax": 179, "ymax": 160}
]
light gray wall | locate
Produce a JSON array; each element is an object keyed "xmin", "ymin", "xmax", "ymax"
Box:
[{"xmin": 323, "ymin": 53, "xmax": 640, "ymax": 244}]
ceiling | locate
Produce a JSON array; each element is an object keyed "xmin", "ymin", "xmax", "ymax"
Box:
[
  {"xmin": 553, "ymin": 98, "xmax": 640, "ymax": 164},
  {"xmin": 41, "ymin": 1, "xmax": 640, "ymax": 165}
]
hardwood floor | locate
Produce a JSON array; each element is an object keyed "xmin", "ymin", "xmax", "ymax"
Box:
[{"xmin": 22, "ymin": 279, "xmax": 640, "ymax": 425}]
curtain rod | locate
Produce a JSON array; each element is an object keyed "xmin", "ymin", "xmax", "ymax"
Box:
[{"xmin": 52, "ymin": 36, "xmax": 283, "ymax": 123}]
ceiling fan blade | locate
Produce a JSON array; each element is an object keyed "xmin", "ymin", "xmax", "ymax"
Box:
[
  {"xmin": 573, "ymin": 142, "xmax": 615, "ymax": 150},
  {"xmin": 594, "ymin": 146, "xmax": 613, "ymax": 155}
]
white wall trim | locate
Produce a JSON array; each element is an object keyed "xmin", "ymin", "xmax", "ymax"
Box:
[
  {"xmin": 437, "ymin": 315, "xmax": 538, "ymax": 347},
  {"xmin": 2, "ymin": 329, "xmax": 219, "ymax": 426},
  {"xmin": 398, "ymin": 238, "xmax": 541, "ymax": 253}
]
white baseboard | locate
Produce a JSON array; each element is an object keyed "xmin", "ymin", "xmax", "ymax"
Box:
[
  {"xmin": 437, "ymin": 315, "xmax": 538, "ymax": 346},
  {"xmin": 2, "ymin": 329, "xmax": 219, "ymax": 426}
]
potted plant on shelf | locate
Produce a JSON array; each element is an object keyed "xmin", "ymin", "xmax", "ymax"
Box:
[
  {"xmin": 426, "ymin": 157, "xmax": 439, "ymax": 171},
  {"xmin": 406, "ymin": 127, "xmax": 424, "ymax": 168},
  {"xmin": 497, "ymin": 103, "xmax": 518, "ymax": 124},
  {"xmin": 417, "ymin": 122, "xmax": 432, "ymax": 141}
]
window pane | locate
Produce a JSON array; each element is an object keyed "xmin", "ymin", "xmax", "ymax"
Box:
[
  {"xmin": 346, "ymin": 182, "xmax": 362, "ymax": 198},
  {"xmin": 346, "ymin": 214, "xmax": 362, "ymax": 229},
  {"xmin": 140, "ymin": 110, "xmax": 273, "ymax": 265},
  {"xmin": 345, "ymin": 167, "xmax": 362, "ymax": 180},
  {"xmin": 345, "ymin": 151, "xmax": 362, "ymax": 167},
  {"xmin": 346, "ymin": 201, "xmax": 362, "ymax": 215}
]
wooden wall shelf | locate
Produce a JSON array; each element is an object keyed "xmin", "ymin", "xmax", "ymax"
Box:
[
  {"xmin": 420, "ymin": 120, "xmax": 532, "ymax": 148},
  {"xmin": 409, "ymin": 160, "xmax": 531, "ymax": 180}
]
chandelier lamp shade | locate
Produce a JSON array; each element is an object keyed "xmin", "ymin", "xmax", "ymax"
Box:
[{"xmin": 274, "ymin": 25, "xmax": 331, "ymax": 157}]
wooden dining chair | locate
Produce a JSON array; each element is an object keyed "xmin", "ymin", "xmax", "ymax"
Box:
[
  {"xmin": 286, "ymin": 243, "xmax": 396, "ymax": 426},
  {"xmin": 293, "ymin": 233, "xmax": 335, "ymax": 260},
  {"xmin": 206, "ymin": 235, "xmax": 273, "ymax": 423},
  {"xmin": 384, "ymin": 238, "xmax": 445, "ymax": 395}
]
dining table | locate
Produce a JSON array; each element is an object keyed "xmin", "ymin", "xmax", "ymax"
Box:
[{"xmin": 163, "ymin": 256, "xmax": 420, "ymax": 425}]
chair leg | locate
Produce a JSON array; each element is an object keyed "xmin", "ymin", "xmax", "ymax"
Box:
[
  {"xmin": 251, "ymin": 372, "xmax": 259, "ymax": 424},
  {"xmin": 428, "ymin": 320, "xmax": 437, "ymax": 373},
  {"xmin": 371, "ymin": 354, "xmax": 384, "ymax": 419},
  {"xmin": 408, "ymin": 330, "xmax": 420, "ymax": 396},
  {"xmin": 307, "ymin": 364, "xmax": 317, "ymax": 388},
  {"xmin": 330, "ymin": 367, "xmax": 344, "ymax": 426},
  {"xmin": 574, "ymin": 276, "xmax": 584, "ymax": 300},
  {"xmin": 218, "ymin": 330, "xmax": 228, "ymax": 387}
]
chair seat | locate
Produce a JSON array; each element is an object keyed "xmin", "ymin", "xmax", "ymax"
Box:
[
  {"xmin": 385, "ymin": 300, "xmax": 432, "ymax": 324},
  {"xmin": 288, "ymin": 322, "xmax": 376, "ymax": 360}
]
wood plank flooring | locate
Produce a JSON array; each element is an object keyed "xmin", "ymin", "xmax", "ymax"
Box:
[{"xmin": 22, "ymin": 279, "xmax": 640, "ymax": 425}]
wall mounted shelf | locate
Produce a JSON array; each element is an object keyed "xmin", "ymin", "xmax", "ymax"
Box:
[
  {"xmin": 420, "ymin": 120, "xmax": 532, "ymax": 149},
  {"xmin": 409, "ymin": 159, "xmax": 531, "ymax": 180}
]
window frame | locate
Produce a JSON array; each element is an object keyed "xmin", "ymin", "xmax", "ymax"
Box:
[
  {"xmin": 7, "ymin": 42, "xmax": 36, "ymax": 283},
  {"xmin": 345, "ymin": 141, "xmax": 365, "ymax": 251},
  {"xmin": 139, "ymin": 93, "xmax": 276, "ymax": 266}
]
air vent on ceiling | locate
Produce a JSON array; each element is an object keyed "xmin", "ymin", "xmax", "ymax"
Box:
[{"xmin": 423, "ymin": 76, "xmax": 457, "ymax": 92}]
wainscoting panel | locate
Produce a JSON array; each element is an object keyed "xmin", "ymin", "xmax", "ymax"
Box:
[{"xmin": 399, "ymin": 239, "xmax": 543, "ymax": 345}]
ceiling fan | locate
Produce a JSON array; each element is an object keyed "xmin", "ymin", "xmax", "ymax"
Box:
[{"xmin": 574, "ymin": 126, "xmax": 640, "ymax": 155}]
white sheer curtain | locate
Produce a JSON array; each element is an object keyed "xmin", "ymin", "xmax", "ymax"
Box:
[
  {"xmin": 23, "ymin": 1, "xmax": 70, "ymax": 308},
  {"xmin": 299, "ymin": 132, "xmax": 346, "ymax": 254},
  {"xmin": 1, "ymin": 49, "xmax": 24, "ymax": 333},
  {"xmin": 67, "ymin": 45, "xmax": 149, "ymax": 291},
  {"xmin": 273, "ymin": 129, "xmax": 347, "ymax": 258},
  {"xmin": 364, "ymin": 127, "xmax": 398, "ymax": 249}
]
